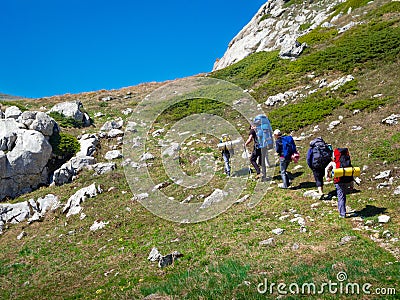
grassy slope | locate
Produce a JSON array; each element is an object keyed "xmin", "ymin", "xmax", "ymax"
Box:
[{"xmin": 1, "ymin": 1, "xmax": 400, "ymax": 299}]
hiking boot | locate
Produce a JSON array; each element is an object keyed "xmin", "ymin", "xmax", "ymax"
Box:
[{"xmin": 255, "ymin": 174, "xmax": 262, "ymax": 180}]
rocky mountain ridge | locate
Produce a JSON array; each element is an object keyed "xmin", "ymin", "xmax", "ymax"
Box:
[{"xmin": 213, "ymin": 0, "xmax": 366, "ymax": 70}]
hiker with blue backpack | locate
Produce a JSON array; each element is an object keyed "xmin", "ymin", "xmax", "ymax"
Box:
[
  {"xmin": 245, "ymin": 123, "xmax": 262, "ymax": 179},
  {"xmin": 307, "ymin": 137, "xmax": 333, "ymax": 197},
  {"xmin": 274, "ymin": 129, "xmax": 297, "ymax": 189},
  {"xmin": 244, "ymin": 115, "xmax": 273, "ymax": 180}
]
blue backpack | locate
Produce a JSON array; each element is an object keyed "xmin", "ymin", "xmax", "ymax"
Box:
[
  {"xmin": 281, "ymin": 135, "xmax": 296, "ymax": 160},
  {"xmin": 253, "ymin": 115, "xmax": 273, "ymax": 149}
]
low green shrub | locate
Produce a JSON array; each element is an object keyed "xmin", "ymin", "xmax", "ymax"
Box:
[
  {"xmin": 344, "ymin": 97, "xmax": 391, "ymax": 112},
  {"xmin": 49, "ymin": 132, "xmax": 80, "ymax": 157},
  {"xmin": 299, "ymin": 22, "xmax": 312, "ymax": 31},
  {"xmin": 49, "ymin": 111, "xmax": 83, "ymax": 128},
  {"xmin": 211, "ymin": 51, "xmax": 280, "ymax": 89},
  {"xmin": 297, "ymin": 27, "xmax": 338, "ymax": 46},
  {"xmin": 268, "ymin": 94, "xmax": 343, "ymax": 132},
  {"xmin": 332, "ymin": 0, "xmax": 371, "ymax": 17},
  {"xmin": 0, "ymin": 100, "xmax": 28, "ymax": 112}
]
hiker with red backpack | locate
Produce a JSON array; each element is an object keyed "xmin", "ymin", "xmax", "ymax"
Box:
[
  {"xmin": 325, "ymin": 148, "xmax": 355, "ymax": 218},
  {"xmin": 307, "ymin": 137, "xmax": 333, "ymax": 197},
  {"xmin": 274, "ymin": 129, "xmax": 297, "ymax": 189}
]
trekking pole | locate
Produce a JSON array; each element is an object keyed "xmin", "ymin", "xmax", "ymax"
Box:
[{"xmin": 243, "ymin": 144, "xmax": 251, "ymax": 175}]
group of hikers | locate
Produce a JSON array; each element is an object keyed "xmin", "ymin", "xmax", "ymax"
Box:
[{"xmin": 219, "ymin": 114, "xmax": 359, "ymax": 218}]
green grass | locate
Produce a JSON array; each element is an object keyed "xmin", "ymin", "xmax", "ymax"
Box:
[
  {"xmin": 344, "ymin": 97, "xmax": 392, "ymax": 112},
  {"xmin": 369, "ymin": 132, "xmax": 400, "ymax": 163}
]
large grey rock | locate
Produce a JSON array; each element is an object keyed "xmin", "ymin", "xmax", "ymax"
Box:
[
  {"xmin": 62, "ymin": 183, "xmax": 101, "ymax": 217},
  {"xmin": 48, "ymin": 101, "xmax": 87, "ymax": 123},
  {"xmin": 51, "ymin": 134, "xmax": 99, "ymax": 186},
  {"xmin": 104, "ymin": 150, "xmax": 123, "ymax": 160},
  {"xmin": 213, "ymin": 0, "xmax": 345, "ymax": 71},
  {"xmin": 0, "ymin": 119, "xmax": 19, "ymax": 151},
  {"xmin": 51, "ymin": 156, "xmax": 96, "ymax": 186},
  {"xmin": 89, "ymin": 162, "xmax": 116, "ymax": 175},
  {"xmin": 18, "ymin": 111, "xmax": 58, "ymax": 136},
  {"xmin": 75, "ymin": 134, "xmax": 99, "ymax": 157},
  {"xmin": 100, "ymin": 118, "xmax": 123, "ymax": 131},
  {"xmin": 0, "ymin": 127, "xmax": 52, "ymax": 200},
  {"xmin": 279, "ymin": 37, "xmax": 307, "ymax": 59},
  {"xmin": 5, "ymin": 106, "xmax": 22, "ymax": 119},
  {"xmin": 0, "ymin": 194, "xmax": 60, "ymax": 233}
]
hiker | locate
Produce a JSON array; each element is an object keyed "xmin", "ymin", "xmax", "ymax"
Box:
[
  {"xmin": 244, "ymin": 124, "xmax": 262, "ymax": 179},
  {"xmin": 220, "ymin": 134, "xmax": 233, "ymax": 176},
  {"xmin": 274, "ymin": 129, "xmax": 297, "ymax": 188},
  {"xmin": 306, "ymin": 137, "xmax": 333, "ymax": 196},
  {"xmin": 325, "ymin": 148, "xmax": 354, "ymax": 218}
]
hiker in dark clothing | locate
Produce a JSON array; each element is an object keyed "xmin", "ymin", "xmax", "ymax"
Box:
[
  {"xmin": 274, "ymin": 129, "xmax": 297, "ymax": 189},
  {"xmin": 306, "ymin": 137, "xmax": 332, "ymax": 196}
]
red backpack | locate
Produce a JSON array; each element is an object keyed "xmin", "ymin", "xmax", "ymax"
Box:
[{"xmin": 333, "ymin": 148, "xmax": 353, "ymax": 184}]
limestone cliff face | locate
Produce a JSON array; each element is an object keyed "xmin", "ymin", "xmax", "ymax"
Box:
[{"xmin": 213, "ymin": 0, "xmax": 346, "ymax": 71}]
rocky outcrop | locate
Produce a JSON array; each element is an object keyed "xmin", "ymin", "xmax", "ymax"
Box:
[
  {"xmin": 48, "ymin": 101, "xmax": 91, "ymax": 126},
  {"xmin": 213, "ymin": 0, "xmax": 347, "ymax": 70},
  {"xmin": 0, "ymin": 194, "xmax": 60, "ymax": 234},
  {"xmin": 0, "ymin": 118, "xmax": 53, "ymax": 200},
  {"xmin": 62, "ymin": 183, "xmax": 102, "ymax": 218},
  {"xmin": 51, "ymin": 134, "xmax": 99, "ymax": 186}
]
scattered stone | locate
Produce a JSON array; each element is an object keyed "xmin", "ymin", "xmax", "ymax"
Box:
[
  {"xmin": 101, "ymin": 96, "xmax": 113, "ymax": 102},
  {"xmin": 328, "ymin": 75, "xmax": 354, "ymax": 90},
  {"xmin": 62, "ymin": 183, "xmax": 102, "ymax": 217},
  {"xmin": 272, "ymin": 228, "xmax": 284, "ymax": 235},
  {"xmin": 382, "ymin": 114, "xmax": 400, "ymax": 125},
  {"xmin": 181, "ymin": 195, "xmax": 194, "ymax": 204},
  {"xmin": 311, "ymin": 202, "xmax": 321, "ymax": 209},
  {"xmin": 100, "ymin": 119, "xmax": 123, "ymax": 131},
  {"xmin": 148, "ymin": 248, "xmax": 162, "ymax": 262},
  {"xmin": 152, "ymin": 181, "xmax": 170, "ymax": 192},
  {"xmin": 200, "ymin": 189, "xmax": 226, "ymax": 209},
  {"xmin": 290, "ymin": 217, "xmax": 305, "ymax": 226},
  {"xmin": 374, "ymin": 170, "xmax": 391, "ymax": 180},
  {"xmin": 104, "ymin": 150, "xmax": 123, "ymax": 160},
  {"xmin": 351, "ymin": 126, "xmax": 362, "ymax": 131},
  {"xmin": 90, "ymin": 220, "xmax": 109, "ymax": 231},
  {"xmin": 394, "ymin": 186, "xmax": 400, "ymax": 195},
  {"xmin": 382, "ymin": 230, "xmax": 391, "ymax": 239},
  {"xmin": 89, "ymin": 162, "xmax": 116, "ymax": 175},
  {"xmin": 303, "ymin": 190, "xmax": 321, "ymax": 200},
  {"xmin": 378, "ymin": 215, "xmax": 390, "ymax": 223},
  {"xmin": 133, "ymin": 193, "xmax": 149, "ymax": 201},
  {"xmin": 5, "ymin": 106, "xmax": 22, "ymax": 119},
  {"xmin": 121, "ymin": 108, "xmax": 133, "ymax": 115},
  {"xmin": 17, "ymin": 231, "xmax": 27, "ymax": 240},
  {"xmin": 339, "ymin": 235, "xmax": 357, "ymax": 245},
  {"xmin": 292, "ymin": 243, "xmax": 300, "ymax": 251},
  {"xmin": 107, "ymin": 129, "xmax": 124, "ymax": 138},
  {"xmin": 279, "ymin": 215, "xmax": 290, "ymax": 221},
  {"xmin": 259, "ymin": 238, "xmax": 275, "ymax": 247},
  {"xmin": 140, "ymin": 152, "xmax": 155, "ymax": 161},
  {"xmin": 94, "ymin": 112, "xmax": 104, "ymax": 118},
  {"xmin": 235, "ymin": 194, "xmax": 250, "ymax": 204},
  {"xmin": 328, "ymin": 120, "xmax": 341, "ymax": 131},
  {"xmin": 162, "ymin": 142, "xmax": 181, "ymax": 158},
  {"xmin": 152, "ymin": 128, "xmax": 165, "ymax": 137}
]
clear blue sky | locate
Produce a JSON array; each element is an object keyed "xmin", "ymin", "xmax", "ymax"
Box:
[{"xmin": 0, "ymin": 0, "xmax": 266, "ymax": 98}]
